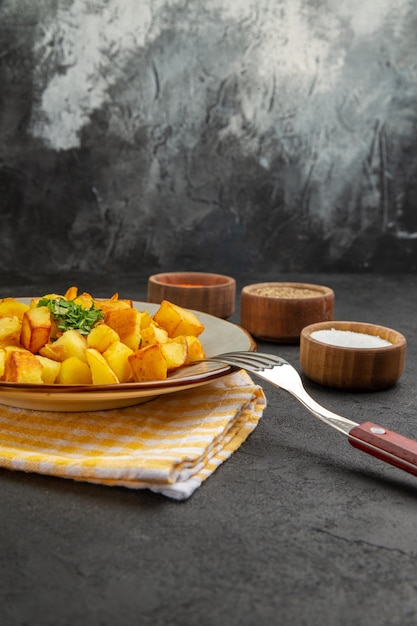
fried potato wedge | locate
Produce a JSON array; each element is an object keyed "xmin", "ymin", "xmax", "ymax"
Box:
[
  {"xmin": 152, "ymin": 300, "xmax": 204, "ymax": 338},
  {"xmin": 0, "ymin": 348, "xmax": 5, "ymax": 379},
  {"xmin": 64, "ymin": 286, "xmax": 78, "ymax": 300},
  {"xmin": 86, "ymin": 348, "xmax": 119, "ymax": 385},
  {"xmin": 36, "ymin": 355, "xmax": 62, "ymax": 384},
  {"xmin": 73, "ymin": 293, "xmax": 95, "ymax": 310},
  {"xmin": 20, "ymin": 306, "xmax": 52, "ymax": 354},
  {"xmin": 102, "ymin": 341, "xmax": 133, "ymax": 383},
  {"xmin": 39, "ymin": 329, "xmax": 88, "ymax": 363},
  {"xmin": 0, "ymin": 298, "xmax": 29, "ymax": 321},
  {"xmin": 87, "ymin": 323, "xmax": 120, "ymax": 353},
  {"xmin": 104, "ymin": 307, "xmax": 143, "ymax": 351},
  {"xmin": 93, "ymin": 298, "xmax": 132, "ymax": 316},
  {"xmin": 129, "ymin": 344, "xmax": 168, "ymax": 382},
  {"xmin": 184, "ymin": 335, "xmax": 206, "ymax": 364},
  {"xmin": 29, "ymin": 294, "xmax": 63, "ymax": 308},
  {"xmin": 56, "ymin": 356, "xmax": 92, "ymax": 385},
  {"xmin": 4, "ymin": 350, "xmax": 44, "ymax": 384},
  {"xmin": 140, "ymin": 323, "xmax": 169, "ymax": 347},
  {"xmin": 0, "ymin": 316, "xmax": 22, "ymax": 347},
  {"xmin": 160, "ymin": 336, "xmax": 188, "ymax": 370}
]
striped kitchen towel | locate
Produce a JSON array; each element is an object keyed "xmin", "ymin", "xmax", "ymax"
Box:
[{"xmin": 0, "ymin": 370, "xmax": 266, "ymax": 500}]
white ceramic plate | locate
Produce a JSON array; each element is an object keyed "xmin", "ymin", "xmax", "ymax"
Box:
[{"xmin": 0, "ymin": 300, "xmax": 256, "ymax": 411}]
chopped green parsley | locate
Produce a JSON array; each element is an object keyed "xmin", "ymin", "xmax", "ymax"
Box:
[{"xmin": 37, "ymin": 297, "xmax": 104, "ymax": 336}]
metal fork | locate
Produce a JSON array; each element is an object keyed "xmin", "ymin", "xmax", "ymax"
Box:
[{"xmin": 203, "ymin": 351, "xmax": 417, "ymax": 479}]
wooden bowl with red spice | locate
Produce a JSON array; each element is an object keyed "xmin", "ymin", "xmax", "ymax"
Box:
[
  {"xmin": 240, "ymin": 282, "xmax": 334, "ymax": 343},
  {"xmin": 147, "ymin": 272, "xmax": 236, "ymax": 319}
]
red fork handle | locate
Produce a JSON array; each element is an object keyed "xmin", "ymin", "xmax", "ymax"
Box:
[{"xmin": 348, "ymin": 421, "xmax": 417, "ymax": 477}]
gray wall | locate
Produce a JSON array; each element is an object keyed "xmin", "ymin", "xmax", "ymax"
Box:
[{"xmin": 1, "ymin": 0, "xmax": 417, "ymax": 276}]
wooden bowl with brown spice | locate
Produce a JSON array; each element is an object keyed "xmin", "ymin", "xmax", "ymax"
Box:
[{"xmin": 240, "ymin": 282, "xmax": 335, "ymax": 343}]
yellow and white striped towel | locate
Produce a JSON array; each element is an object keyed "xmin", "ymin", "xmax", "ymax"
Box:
[{"xmin": 0, "ymin": 370, "xmax": 266, "ymax": 500}]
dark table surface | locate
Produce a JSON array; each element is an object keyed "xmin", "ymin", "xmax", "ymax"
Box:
[{"xmin": 1, "ymin": 271, "xmax": 417, "ymax": 626}]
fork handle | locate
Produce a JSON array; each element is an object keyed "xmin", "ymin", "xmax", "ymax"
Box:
[{"xmin": 348, "ymin": 421, "xmax": 417, "ymax": 477}]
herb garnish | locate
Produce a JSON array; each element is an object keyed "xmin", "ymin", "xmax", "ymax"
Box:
[{"xmin": 37, "ymin": 297, "xmax": 104, "ymax": 336}]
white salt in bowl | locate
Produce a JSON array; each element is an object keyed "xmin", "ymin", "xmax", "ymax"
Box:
[{"xmin": 299, "ymin": 321, "xmax": 406, "ymax": 391}]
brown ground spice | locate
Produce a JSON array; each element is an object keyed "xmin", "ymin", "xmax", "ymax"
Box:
[{"xmin": 250, "ymin": 286, "xmax": 322, "ymax": 298}]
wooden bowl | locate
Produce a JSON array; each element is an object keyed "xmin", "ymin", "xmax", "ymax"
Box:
[
  {"xmin": 240, "ymin": 282, "xmax": 334, "ymax": 343},
  {"xmin": 300, "ymin": 321, "xmax": 407, "ymax": 391},
  {"xmin": 147, "ymin": 272, "xmax": 236, "ymax": 318}
]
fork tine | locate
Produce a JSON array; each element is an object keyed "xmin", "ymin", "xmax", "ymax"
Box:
[
  {"xmin": 207, "ymin": 351, "xmax": 286, "ymax": 372},
  {"xmin": 217, "ymin": 352, "xmax": 283, "ymax": 366}
]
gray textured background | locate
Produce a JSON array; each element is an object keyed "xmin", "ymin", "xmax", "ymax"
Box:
[{"xmin": 1, "ymin": 0, "xmax": 417, "ymax": 276}]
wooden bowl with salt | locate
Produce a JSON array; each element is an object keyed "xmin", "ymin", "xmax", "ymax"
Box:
[
  {"xmin": 240, "ymin": 282, "xmax": 334, "ymax": 343},
  {"xmin": 147, "ymin": 272, "xmax": 236, "ymax": 318},
  {"xmin": 300, "ymin": 321, "xmax": 406, "ymax": 391}
]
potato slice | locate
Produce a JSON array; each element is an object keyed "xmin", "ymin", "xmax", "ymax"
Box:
[
  {"xmin": 4, "ymin": 350, "xmax": 44, "ymax": 384},
  {"xmin": 102, "ymin": 341, "xmax": 133, "ymax": 383},
  {"xmin": 128, "ymin": 344, "xmax": 168, "ymax": 382},
  {"xmin": 39, "ymin": 329, "xmax": 88, "ymax": 362},
  {"xmin": 86, "ymin": 348, "xmax": 119, "ymax": 384},
  {"xmin": 152, "ymin": 300, "xmax": 204, "ymax": 338},
  {"xmin": 160, "ymin": 336, "xmax": 188, "ymax": 370},
  {"xmin": 36, "ymin": 355, "xmax": 62, "ymax": 384},
  {"xmin": 56, "ymin": 356, "xmax": 92, "ymax": 385},
  {"xmin": 87, "ymin": 323, "xmax": 120, "ymax": 353},
  {"xmin": 20, "ymin": 306, "xmax": 52, "ymax": 353}
]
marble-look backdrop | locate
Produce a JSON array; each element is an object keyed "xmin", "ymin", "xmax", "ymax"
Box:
[{"xmin": 1, "ymin": 0, "xmax": 416, "ymax": 275}]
